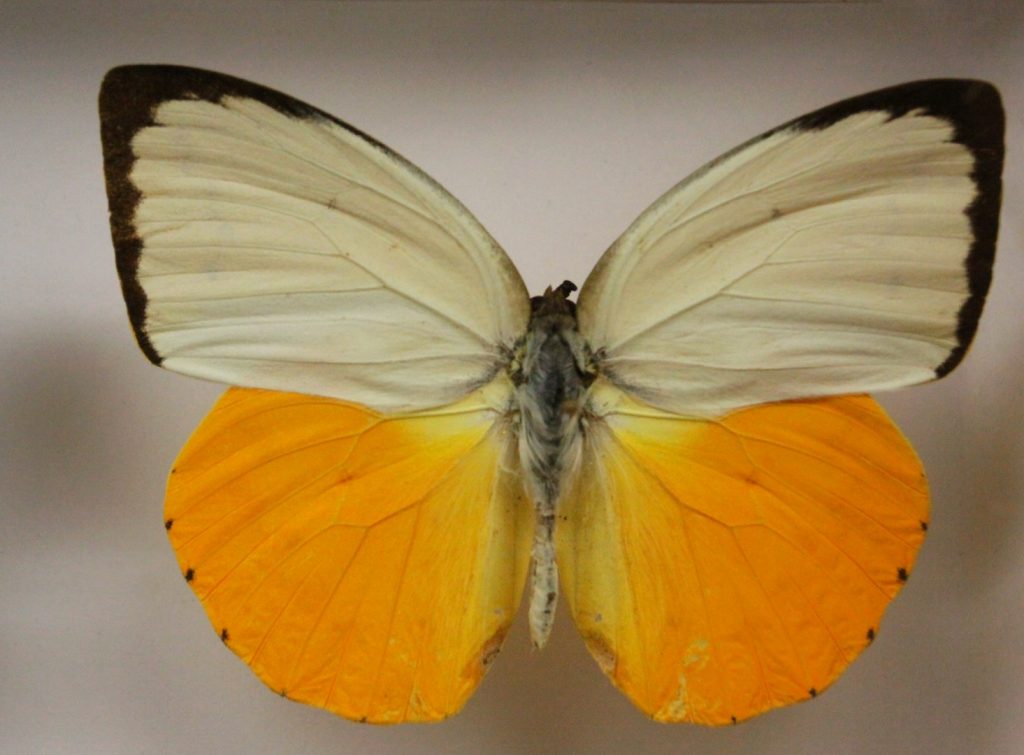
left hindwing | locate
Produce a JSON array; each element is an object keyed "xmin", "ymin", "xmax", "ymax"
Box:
[
  {"xmin": 164, "ymin": 382, "xmax": 532, "ymax": 723},
  {"xmin": 577, "ymin": 80, "xmax": 1004, "ymax": 417},
  {"xmin": 100, "ymin": 65, "xmax": 530, "ymax": 413}
]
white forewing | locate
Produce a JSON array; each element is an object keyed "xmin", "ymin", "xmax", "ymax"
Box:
[
  {"xmin": 577, "ymin": 81, "xmax": 1003, "ymax": 418},
  {"xmin": 101, "ymin": 66, "xmax": 530, "ymax": 413}
]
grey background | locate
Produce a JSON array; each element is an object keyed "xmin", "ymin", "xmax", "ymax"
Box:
[{"xmin": 2, "ymin": 1, "xmax": 1022, "ymax": 753}]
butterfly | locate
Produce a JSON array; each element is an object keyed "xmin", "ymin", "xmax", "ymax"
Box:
[{"xmin": 100, "ymin": 65, "xmax": 1004, "ymax": 725}]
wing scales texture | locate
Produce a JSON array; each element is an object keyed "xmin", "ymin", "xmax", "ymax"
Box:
[
  {"xmin": 101, "ymin": 65, "xmax": 530, "ymax": 412},
  {"xmin": 559, "ymin": 383, "xmax": 928, "ymax": 724},
  {"xmin": 164, "ymin": 384, "xmax": 531, "ymax": 723},
  {"xmin": 577, "ymin": 80, "xmax": 1003, "ymax": 417}
]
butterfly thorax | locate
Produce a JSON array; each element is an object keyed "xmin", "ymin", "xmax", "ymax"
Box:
[{"xmin": 511, "ymin": 280, "xmax": 595, "ymax": 648}]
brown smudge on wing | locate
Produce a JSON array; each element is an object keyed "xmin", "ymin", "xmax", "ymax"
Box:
[{"xmin": 582, "ymin": 631, "xmax": 616, "ymax": 675}]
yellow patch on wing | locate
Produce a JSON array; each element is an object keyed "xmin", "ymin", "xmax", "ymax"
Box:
[
  {"xmin": 559, "ymin": 382, "xmax": 928, "ymax": 725},
  {"xmin": 164, "ymin": 384, "xmax": 531, "ymax": 723}
]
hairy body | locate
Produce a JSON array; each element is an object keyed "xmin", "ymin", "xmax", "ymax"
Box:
[{"xmin": 512, "ymin": 282, "xmax": 595, "ymax": 648}]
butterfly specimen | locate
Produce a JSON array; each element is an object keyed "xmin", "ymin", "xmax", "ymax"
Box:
[{"xmin": 100, "ymin": 66, "xmax": 1004, "ymax": 725}]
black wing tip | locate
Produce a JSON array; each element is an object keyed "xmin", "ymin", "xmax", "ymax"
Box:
[
  {"xmin": 101, "ymin": 64, "xmax": 324, "ymax": 122},
  {"xmin": 939, "ymin": 83, "xmax": 1003, "ymax": 378},
  {"xmin": 790, "ymin": 79, "xmax": 1003, "ymax": 137},
  {"xmin": 100, "ymin": 67, "xmax": 168, "ymax": 366},
  {"xmin": 99, "ymin": 66, "xmax": 319, "ymax": 369},
  {"xmin": 790, "ymin": 79, "xmax": 1004, "ymax": 381},
  {"xmin": 99, "ymin": 66, "xmax": 402, "ymax": 368},
  {"xmin": 100, "ymin": 64, "xmax": 391, "ymax": 150},
  {"xmin": 931, "ymin": 81, "xmax": 1003, "ymax": 378}
]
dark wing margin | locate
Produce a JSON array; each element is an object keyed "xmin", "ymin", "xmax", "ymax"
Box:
[
  {"xmin": 99, "ymin": 64, "xmax": 531, "ymax": 412},
  {"xmin": 99, "ymin": 66, "xmax": 161, "ymax": 364},
  {"xmin": 577, "ymin": 78, "xmax": 1005, "ymax": 417},
  {"xmin": 98, "ymin": 64, "xmax": 420, "ymax": 369},
  {"xmin": 706, "ymin": 80, "xmax": 1004, "ymax": 380},
  {"xmin": 790, "ymin": 79, "xmax": 1004, "ymax": 377},
  {"xmin": 764, "ymin": 80, "xmax": 1003, "ymax": 379}
]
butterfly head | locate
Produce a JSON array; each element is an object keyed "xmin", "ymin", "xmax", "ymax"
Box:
[{"xmin": 530, "ymin": 280, "xmax": 578, "ymax": 318}]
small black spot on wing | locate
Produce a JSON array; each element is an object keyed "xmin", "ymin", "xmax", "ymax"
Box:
[
  {"xmin": 809, "ymin": 688, "xmax": 817, "ymax": 698},
  {"xmin": 220, "ymin": 628, "xmax": 229, "ymax": 643},
  {"xmin": 184, "ymin": 567, "xmax": 194, "ymax": 582},
  {"xmin": 867, "ymin": 627, "xmax": 876, "ymax": 643},
  {"xmin": 164, "ymin": 518, "xmax": 174, "ymax": 530},
  {"xmin": 920, "ymin": 521, "xmax": 929, "ymax": 532},
  {"xmin": 897, "ymin": 567, "xmax": 909, "ymax": 583}
]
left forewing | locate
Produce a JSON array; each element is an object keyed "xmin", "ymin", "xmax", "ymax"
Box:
[{"xmin": 100, "ymin": 65, "xmax": 530, "ymax": 413}]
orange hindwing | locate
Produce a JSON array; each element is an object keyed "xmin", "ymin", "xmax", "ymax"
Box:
[
  {"xmin": 164, "ymin": 386, "xmax": 531, "ymax": 723},
  {"xmin": 558, "ymin": 385, "xmax": 928, "ymax": 724}
]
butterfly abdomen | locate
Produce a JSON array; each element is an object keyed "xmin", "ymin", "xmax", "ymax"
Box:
[{"xmin": 514, "ymin": 283, "xmax": 594, "ymax": 648}]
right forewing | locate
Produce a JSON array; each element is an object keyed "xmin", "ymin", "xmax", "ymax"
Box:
[{"xmin": 577, "ymin": 80, "xmax": 1003, "ymax": 418}]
